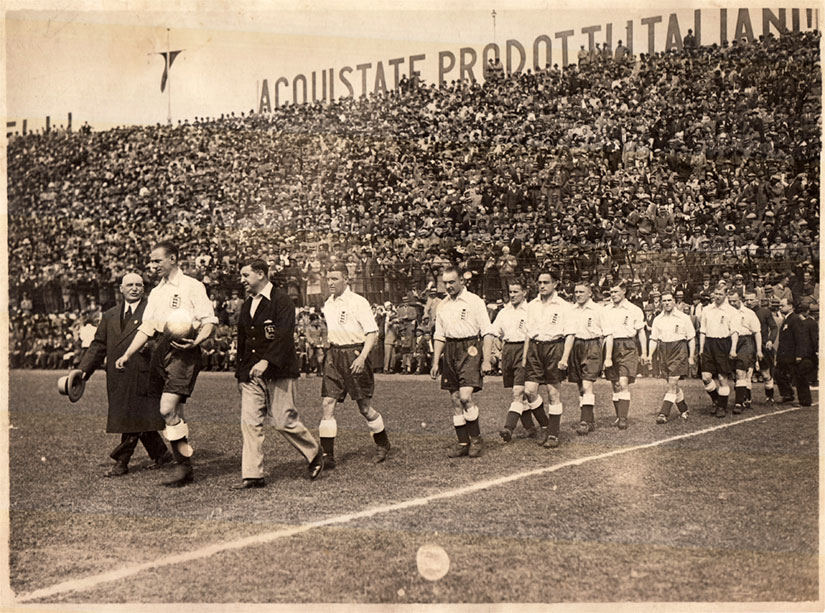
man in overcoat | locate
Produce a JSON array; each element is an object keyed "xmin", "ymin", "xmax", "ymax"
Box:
[{"xmin": 78, "ymin": 273, "xmax": 170, "ymax": 476}]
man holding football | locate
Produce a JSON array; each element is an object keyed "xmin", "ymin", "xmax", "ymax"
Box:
[{"xmin": 115, "ymin": 240, "xmax": 217, "ymax": 487}]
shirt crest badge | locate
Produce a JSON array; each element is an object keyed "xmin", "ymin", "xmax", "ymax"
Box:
[
  {"xmin": 170, "ymin": 294, "xmax": 181, "ymax": 309},
  {"xmin": 339, "ymin": 311, "xmax": 347, "ymax": 324},
  {"xmin": 460, "ymin": 308, "xmax": 467, "ymax": 321},
  {"xmin": 265, "ymin": 324, "xmax": 277, "ymax": 340}
]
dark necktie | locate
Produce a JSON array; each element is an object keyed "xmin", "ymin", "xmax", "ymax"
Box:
[{"xmin": 122, "ymin": 305, "xmax": 132, "ymax": 329}]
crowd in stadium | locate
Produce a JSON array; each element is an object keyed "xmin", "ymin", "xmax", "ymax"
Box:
[{"xmin": 7, "ymin": 29, "xmax": 820, "ymax": 371}]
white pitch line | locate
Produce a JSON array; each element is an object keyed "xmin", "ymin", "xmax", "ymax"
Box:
[{"xmin": 16, "ymin": 404, "xmax": 809, "ymax": 603}]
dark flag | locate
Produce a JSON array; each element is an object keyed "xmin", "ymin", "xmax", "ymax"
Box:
[{"xmin": 159, "ymin": 50, "xmax": 182, "ymax": 92}]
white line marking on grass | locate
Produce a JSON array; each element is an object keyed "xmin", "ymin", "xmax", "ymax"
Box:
[{"xmin": 16, "ymin": 404, "xmax": 809, "ymax": 603}]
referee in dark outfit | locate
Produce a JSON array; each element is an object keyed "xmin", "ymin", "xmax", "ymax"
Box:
[
  {"xmin": 319, "ymin": 263, "xmax": 391, "ymax": 468},
  {"xmin": 430, "ymin": 266, "xmax": 495, "ymax": 458},
  {"xmin": 235, "ymin": 260, "xmax": 324, "ymax": 488},
  {"xmin": 775, "ymin": 298, "xmax": 814, "ymax": 407}
]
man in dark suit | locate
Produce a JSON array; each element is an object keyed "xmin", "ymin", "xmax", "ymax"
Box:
[
  {"xmin": 235, "ymin": 259, "xmax": 324, "ymax": 488},
  {"xmin": 78, "ymin": 273, "xmax": 171, "ymax": 477},
  {"xmin": 775, "ymin": 298, "xmax": 815, "ymax": 407}
]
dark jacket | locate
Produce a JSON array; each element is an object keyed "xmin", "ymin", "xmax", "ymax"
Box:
[
  {"xmin": 235, "ymin": 286, "xmax": 300, "ymax": 382},
  {"xmin": 78, "ymin": 298, "xmax": 164, "ymax": 433},
  {"xmin": 777, "ymin": 312, "xmax": 815, "ymax": 361}
]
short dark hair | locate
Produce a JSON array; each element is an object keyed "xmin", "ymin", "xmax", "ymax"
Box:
[
  {"xmin": 508, "ymin": 278, "xmax": 526, "ymax": 291},
  {"xmin": 328, "ymin": 262, "xmax": 349, "ymax": 277},
  {"xmin": 244, "ymin": 259, "xmax": 269, "ymax": 278},
  {"xmin": 153, "ymin": 240, "xmax": 179, "ymax": 261},
  {"xmin": 537, "ymin": 267, "xmax": 560, "ymax": 281},
  {"xmin": 611, "ymin": 280, "xmax": 628, "ymax": 292},
  {"xmin": 442, "ymin": 265, "xmax": 461, "ymax": 278}
]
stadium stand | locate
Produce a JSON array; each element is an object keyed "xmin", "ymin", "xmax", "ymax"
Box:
[{"xmin": 7, "ymin": 30, "xmax": 820, "ymax": 370}]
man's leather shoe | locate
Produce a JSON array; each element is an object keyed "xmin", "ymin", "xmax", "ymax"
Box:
[
  {"xmin": 105, "ymin": 461, "xmax": 129, "ymax": 477},
  {"xmin": 147, "ymin": 451, "xmax": 173, "ymax": 470},
  {"xmin": 308, "ymin": 451, "xmax": 324, "ymax": 480},
  {"xmin": 323, "ymin": 454, "xmax": 336, "ymax": 470},
  {"xmin": 516, "ymin": 428, "xmax": 537, "ymax": 439},
  {"xmin": 447, "ymin": 443, "xmax": 470, "ymax": 458},
  {"xmin": 162, "ymin": 463, "xmax": 194, "ymax": 487},
  {"xmin": 233, "ymin": 477, "xmax": 265, "ymax": 489},
  {"xmin": 374, "ymin": 443, "xmax": 390, "ymax": 464}
]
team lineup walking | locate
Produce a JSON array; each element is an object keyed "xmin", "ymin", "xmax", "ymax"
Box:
[{"xmin": 62, "ymin": 246, "xmax": 816, "ymax": 487}]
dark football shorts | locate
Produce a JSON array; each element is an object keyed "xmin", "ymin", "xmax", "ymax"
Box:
[
  {"xmin": 150, "ymin": 336, "xmax": 202, "ymax": 401},
  {"xmin": 700, "ymin": 336, "xmax": 732, "ymax": 377},
  {"xmin": 568, "ymin": 337, "xmax": 603, "ymax": 383},
  {"xmin": 501, "ymin": 342, "xmax": 525, "ymax": 388},
  {"xmin": 441, "ymin": 337, "xmax": 483, "ymax": 392},
  {"xmin": 733, "ymin": 335, "xmax": 756, "ymax": 371},
  {"xmin": 657, "ymin": 340, "xmax": 689, "ymax": 379},
  {"xmin": 322, "ymin": 344, "xmax": 374, "ymax": 401},
  {"xmin": 604, "ymin": 337, "xmax": 639, "ymax": 383},
  {"xmin": 758, "ymin": 346, "xmax": 775, "ymax": 372},
  {"xmin": 525, "ymin": 338, "xmax": 565, "ymax": 385}
]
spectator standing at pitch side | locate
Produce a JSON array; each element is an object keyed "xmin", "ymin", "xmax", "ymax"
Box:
[
  {"xmin": 115, "ymin": 241, "xmax": 217, "ymax": 487},
  {"xmin": 727, "ymin": 291, "xmax": 763, "ymax": 413},
  {"xmin": 568, "ymin": 283, "xmax": 612, "ymax": 435},
  {"xmin": 603, "ymin": 280, "xmax": 648, "ymax": 430},
  {"xmin": 651, "ymin": 292, "xmax": 696, "ymax": 423},
  {"xmin": 699, "ymin": 286, "xmax": 738, "ymax": 418},
  {"xmin": 234, "ymin": 259, "xmax": 324, "ymax": 488},
  {"xmin": 747, "ymin": 293, "xmax": 778, "ymax": 403},
  {"xmin": 775, "ymin": 298, "xmax": 814, "ymax": 406},
  {"xmin": 522, "ymin": 269, "xmax": 575, "ymax": 449},
  {"xmin": 318, "ymin": 263, "xmax": 391, "ymax": 468},
  {"xmin": 491, "ymin": 279, "xmax": 537, "ymax": 442},
  {"xmin": 78, "ymin": 272, "xmax": 171, "ymax": 477},
  {"xmin": 430, "ymin": 266, "xmax": 495, "ymax": 458}
]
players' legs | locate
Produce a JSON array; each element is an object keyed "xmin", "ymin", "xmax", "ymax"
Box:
[
  {"xmin": 611, "ymin": 380, "xmax": 622, "ymax": 418},
  {"xmin": 355, "ymin": 398, "xmax": 391, "ymax": 459},
  {"xmin": 500, "ymin": 384, "xmax": 527, "ymax": 442},
  {"xmin": 458, "ymin": 386, "xmax": 482, "ymax": 453},
  {"xmin": 733, "ymin": 368, "xmax": 749, "ymax": 414},
  {"xmin": 159, "ymin": 392, "xmax": 194, "ymax": 484},
  {"xmin": 524, "ymin": 380, "xmax": 551, "ymax": 444},
  {"xmin": 577, "ymin": 380, "xmax": 595, "ymax": 434},
  {"xmin": 716, "ymin": 374, "xmax": 731, "ymax": 417},
  {"xmin": 448, "ymin": 390, "xmax": 471, "ymax": 455},
  {"xmin": 513, "ymin": 384, "xmax": 537, "ymax": 435},
  {"xmin": 319, "ymin": 396, "xmax": 339, "ymax": 465},
  {"xmin": 543, "ymin": 383, "xmax": 563, "ymax": 445},
  {"xmin": 761, "ymin": 365, "xmax": 775, "ymax": 402},
  {"xmin": 614, "ymin": 376, "xmax": 631, "ymax": 427},
  {"xmin": 701, "ymin": 370, "xmax": 719, "ymax": 412},
  {"xmin": 657, "ymin": 376, "xmax": 687, "ymax": 422}
]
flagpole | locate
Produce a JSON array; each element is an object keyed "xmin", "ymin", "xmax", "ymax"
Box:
[{"xmin": 167, "ymin": 28, "xmax": 172, "ymax": 125}]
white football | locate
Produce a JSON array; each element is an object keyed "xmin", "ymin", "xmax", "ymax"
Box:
[{"xmin": 164, "ymin": 310, "xmax": 195, "ymax": 341}]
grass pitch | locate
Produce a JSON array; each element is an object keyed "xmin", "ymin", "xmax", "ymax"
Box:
[{"xmin": 7, "ymin": 370, "xmax": 819, "ymax": 604}]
